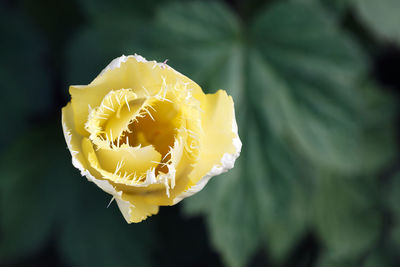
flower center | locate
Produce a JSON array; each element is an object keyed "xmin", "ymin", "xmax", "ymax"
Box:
[
  {"xmin": 124, "ymin": 100, "xmax": 178, "ymax": 157},
  {"xmin": 124, "ymin": 100, "xmax": 180, "ymax": 175},
  {"xmin": 85, "ymin": 88, "xmax": 184, "ymax": 180}
]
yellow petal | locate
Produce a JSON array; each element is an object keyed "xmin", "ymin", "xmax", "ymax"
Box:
[
  {"xmin": 117, "ymin": 195, "xmax": 159, "ymax": 223},
  {"xmin": 96, "ymin": 145, "xmax": 162, "ymax": 181},
  {"xmin": 174, "ymin": 90, "xmax": 241, "ymax": 203},
  {"xmin": 62, "ymin": 103, "xmax": 87, "ymax": 170},
  {"xmin": 81, "ymin": 137, "xmax": 162, "ymax": 184},
  {"xmin": 62, "ymin": 103, "xmax": 123, "ymax": 197},
  {"xmin": 70, "ymin": 55, "xmax": 202, "ymax": 135}
]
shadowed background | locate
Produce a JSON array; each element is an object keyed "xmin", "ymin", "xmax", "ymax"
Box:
[{"xmin": 1, "ymin": 0, "xmax": 400, "ymax": 266}]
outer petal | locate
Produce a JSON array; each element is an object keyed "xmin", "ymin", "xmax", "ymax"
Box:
[
  {"xmin": 173, "ymin": 90, "xmax": 242, "ymax": 203},
  {"xmin": 70, "ymin": 55, "xmax": 203, "ymax": 135},
  {"xmin": 62, "ymin": 103, "xmax": 86, "ymax": 172},
  {"xmin": 117, "ymin": 195, "xmax": 159, "ymax": 223}
]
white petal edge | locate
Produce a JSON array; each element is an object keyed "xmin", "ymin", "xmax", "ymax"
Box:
[
  {"xmin": 99, "ymin": 54, "xmax": 171, "ymax": 77},
  {"xmin": 62, "ymin": 113, "xmax": 134, "ymax": 223},
  {"xmin": 172, "ymin": 107, "xmax": 242, "ymax": 204}
]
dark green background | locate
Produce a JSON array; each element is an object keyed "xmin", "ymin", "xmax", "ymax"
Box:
[{"xmin": 1, "ymin": 0, "xmax": 400, "ymax": 266}]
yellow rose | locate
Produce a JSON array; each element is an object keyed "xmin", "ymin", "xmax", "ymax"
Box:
[{"xmin": 62, "ymin": 54, "xmax": 241, "ymax": 223}]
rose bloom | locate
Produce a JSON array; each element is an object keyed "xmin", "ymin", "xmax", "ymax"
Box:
[{"xmin": 62, "ymin": 55, "xmax": 241, "ymax": 223}]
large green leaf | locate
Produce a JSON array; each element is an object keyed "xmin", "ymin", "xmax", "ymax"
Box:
[
  {"xmin": 355, "ymin": 0, "xmax": 400, "ymax": 43},
  {"xmin": 207, "ymin": 144, "xmax": 260, "ymax": 267},
  {"xmin": 313, "ymin": 175, "xmax": 381, "ymax": 261},
  {"xmin": 159, "ymin": 1, "xmax": 371, "ymax": 265},
  {"xmin": 250, "ymin": 120, "xmax": 311, "ymax": 263},
  {"xmin": 159, "ymin": 1, "xmax": 376, "ymax": 174},
  {"xmin": 251, "ymin": 2, "xmax": 369, "ymax": 173},
  {"xmin": 155, "ymin": 0, "xmax": 242, "ymax": 90},
  {"xmin": 363, "ymin": 247, "xmax": 398, "ymax": 267},
  {"xmin": 316, "ymin": 252, "xmax": 358, "ymax": 267},
  {"xmin": 385, "ymin": 172, "xmax": 400, "ymax": 254},
  {"xmin": 295, "ymin": 0, "xmax": 353, "ymax": 17},
  {"xmin": 158, "ymin": 1, "xmax": 392, "ymax": 266}
]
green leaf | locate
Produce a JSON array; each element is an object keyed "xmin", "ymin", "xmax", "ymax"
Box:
[
  {"xmin": 313, "ymin": 175, "xmax": 381, "ymax": 261},
  {"xmin": 251, "ymin": 1, "xmax": 368, "ymax": 173},
  {"xmin": 355, "ymin": 0, "xmax": 400, "ymax": 43},
  {"xmin": 153, "ymin": 0, "xmax": 391, "ymax": 265},
  {"xmin": 156, "ymin": 0, "xmax": 243, "ymax": 96},
  {"xmin": 318, "ymin": 245, "xmax": 397, "ymax": 267},
  {"xmin": 316, "ymin": 252, "xmax": 358, "ymax": 267},
  {"xmin": 296, "ymin": 0, "xmax": 352, "ymax": 17},
  {"xmin": 356, "ymin": 82, "xmax": 397, "ymax": 173},
  {"xmin": 158, "ymin": 1, "xmax": 377, "ymax": 265},
  {"xmin": 320, "ymin": 0, "xmax": 352, "ymax": 14},
  {"xmin": 251, "ymin": 121, "xmax": 310, "ymax": 263},
  {"xmin": 207, "ymin": 149, "xmax": 260, "ymax": 267},
  {"xmin": 182, "ymin": 175, "xmax": 221, "ymax": 217},
  {"xmin": 385, "ymin": 172, "xmax": 400, "ymax": 252},
  {"xmin": 363, "ymin": 248, "xmax": 397, "ymax": 267}
]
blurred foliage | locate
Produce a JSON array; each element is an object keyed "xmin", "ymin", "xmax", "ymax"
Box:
[
  {"xmin": 1, "ymin": 0, "xmax": 400, "ymax": 267},
  {"xmin": 354, "ymin": 0, "xmax": 400, "ymax": 44},
  {"xmin": 0, "ymin": 8, "xmax": 51, "ymax": 150}
]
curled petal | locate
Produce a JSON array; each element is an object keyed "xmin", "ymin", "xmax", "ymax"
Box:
[
  {"xmin": 174, "ymin": 90, "xmax": 242, "ymax": 203},
  {"xmin": 69, "ymin": 55, "xmax": 202, "ymax": 135}
]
